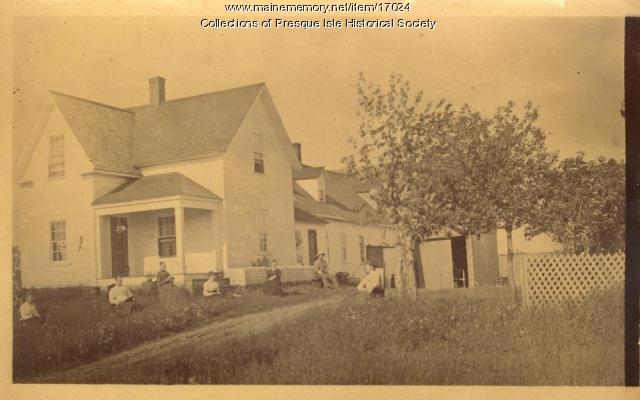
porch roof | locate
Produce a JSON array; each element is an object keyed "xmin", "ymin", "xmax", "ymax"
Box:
[{"xmin": 93, "ymin": 172, "xmax": 221, "ymax": 206}]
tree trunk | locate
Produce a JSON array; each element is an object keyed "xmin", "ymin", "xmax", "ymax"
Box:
[
  {"xmin": 397, "ymin": 234, "xmax": 417, "ymax": 299},
  {"xmin": 506, "ymin": 227, "xmax": 518, "ymax": 301}
]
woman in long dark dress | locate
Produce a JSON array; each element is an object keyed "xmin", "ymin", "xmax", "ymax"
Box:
[{"xmin": 263, "ymin": 260, "xmax": 284, "ymax": 296}]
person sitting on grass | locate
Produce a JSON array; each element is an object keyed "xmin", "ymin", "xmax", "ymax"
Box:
[
  {"xmin": 109, "ymin": 276, "xmax": 137, "ymax": 314},
  {"xmin": 263, "ymin": 259, "xmax": 284, "ymax": 297},
  {"xmin": 314, "ymin": 253, "xmax": 339, "ymax": 289},
  {"xmin": 19, "ymin": 292, "xmax": 44, "ymax": 326},
  {"xmin": 357, "ymin": 260, "xmax": 384, "ymax": 297},
  {"xmin": 203, "ymin": 271, "xmax": 221, "ymax": 297}
]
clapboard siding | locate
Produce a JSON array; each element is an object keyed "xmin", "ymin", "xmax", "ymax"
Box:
[
  {"xmin": 16, "ymin": 107, "xmax": 97, "ymax": 288},
  {"xmin": 223, "ymin": 92, "xmax": 296, "ymax": 269},
  {"xmin": 324, "ymin": 221, "xmax": 394, "ymax": 277}
]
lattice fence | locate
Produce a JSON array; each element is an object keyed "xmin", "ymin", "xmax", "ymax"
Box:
[{"xmin": 521, "ymin": 252, "xmax": 624, "ymax": 306}]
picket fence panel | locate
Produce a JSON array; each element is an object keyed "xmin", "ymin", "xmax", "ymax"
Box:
[{"xmin": 522, "ymin": 252, "xmax": 624, "ymax": 306}]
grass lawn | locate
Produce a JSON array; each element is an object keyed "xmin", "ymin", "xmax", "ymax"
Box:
[
  {"xmin": 12, "ymin": 283, "xmax": 335, "ymax": 382},
  {"xmin": 82, "ymin": 285, "xmax": 624, "ymax": 385}
]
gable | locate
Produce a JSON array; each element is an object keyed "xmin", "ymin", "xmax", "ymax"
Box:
[{"xmin": 21, "ymin": 104, "xmax": 94, "ymax": 182}]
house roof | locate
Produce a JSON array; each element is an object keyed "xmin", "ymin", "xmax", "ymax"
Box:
[
  {"xmin": 93, "ymin": 172, "xmax": 221, "ymax": 206},
  {"xmin": 50, "ymin": 92, "xmax": 139, "ymax": 176},
  {"xmin": 293, "ymin": 166, "xmax": 324, "ymax": 180},
  {"xmin": 129, "ymin": 83, "xmax": 265, "ymax": 166},
  {"xmin": 293, "ymin": 169, "xmax": 389, "ymax": 225},
  {"xmin": 294, "ymin": 207, "xmax": 328, "ymax": 225}
]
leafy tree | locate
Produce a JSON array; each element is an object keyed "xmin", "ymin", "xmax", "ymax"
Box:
[
  {"xmin": 347, "ymin": 75, "xmax": 558, "ymax": 298},
  {"xmin": 482, "ymin": 102, "xmax": 558, "ymax": 295},
  {"xmin": 345, "ymin": 74, "xmax": 495, "ymax": 297},
  {"xmin": 526, "ymin": 154, "xmax": 625, "ymax": 253}
]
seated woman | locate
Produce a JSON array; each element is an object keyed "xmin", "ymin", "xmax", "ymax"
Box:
[
  {"xmin": 263, "ymin": 260, "xmax": 284, "ymax": 297},
  {"xmin": 19, "ymin": 292, "xmax": 44, "ymax": 326},
  {"xmin": 154, "ymin": 261, "xmax": 174, "ymax": 286},
  {"xmin": 357, "ymin": 261, "xmax": 383, "ymax": 295},
  {"xmin": 203, "ymin": 271, "xmax": 221, "ymax": 297},
  {"xmin": 109, "ymin": 276, "xmax": 138, "ymax": 315}
]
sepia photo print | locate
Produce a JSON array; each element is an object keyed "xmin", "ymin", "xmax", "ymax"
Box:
[{"xmin": 5, "ymin": 1, "xmax": 640, "ymax": 397}]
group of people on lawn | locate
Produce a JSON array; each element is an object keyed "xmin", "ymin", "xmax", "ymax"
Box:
[{"xmin": 19, "ymin": 253, "xmax": 383, "ymax": 324}]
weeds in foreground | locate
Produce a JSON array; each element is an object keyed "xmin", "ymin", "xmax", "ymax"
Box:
[
  {"xmin": 13, "ymin": 284, "xmax": 329, "ymax": 381},
  {"xmin": 74, "ymin": 286, "xmax": 623, "ymax": 385}
]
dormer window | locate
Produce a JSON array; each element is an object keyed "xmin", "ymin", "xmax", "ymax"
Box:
[
  {"xmin": 48, "ymin": 135, "xmax": 65, "ymax": 178},
  {"xmin": 254, "ymin": 132, "xmax": 264, "ymax": 174}
]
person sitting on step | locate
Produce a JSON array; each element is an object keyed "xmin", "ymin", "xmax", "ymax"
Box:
[
  {"xmin": 154, "ymin": 261, "xmax": 174, "ymax": 286},
  {"xmin": 314, "ymin": 253, "xmax": 339, "ymax": 289}
]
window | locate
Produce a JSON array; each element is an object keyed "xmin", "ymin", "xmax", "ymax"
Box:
[
  {"xmin": 50, "ymin": 221, "xmax": 67, "ymax": 262},
  {"xmin": 340, "ymin": 233, "xmax": 347, "ymax": 261},
  {"xmin": 359, "ymin": 235, "xmax": 366, "ymax": 262},
  {"xmin": 318, "ymin": 189, "xmax": 325, "ymax": 202},
  {"xmin": 48, "ymin": 135, "xmax": 65, "ymax": 177},
  {"xmin": 256, "ymin": 209, "xmax": 268, "ymax": 254},
  {"xmin": 254, "ymin": 132, "xmax": 264, "ymax": 174},
  {"xmin": 254, "ymin": 152, "xmax": 264, "ymax": 174},
  {"xmin": 158, "ymin": 216, "xmax": 176, "ymax": 258}
]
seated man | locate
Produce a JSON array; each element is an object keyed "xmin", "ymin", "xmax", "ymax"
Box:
[
  {"xmin": 109, "ymin": 276, "xmax": 136, "ymax": 314},
  {"xmin": 19, "ymin": 292, "xmax": 44, "ymax": 326},
  {"xmin": 203, "ymin": 271, "xmax": 221, "ymax": 297},
  {"xmin": 314, "ymin": 253, "xmax": 339, "ymax": 289},
  {"xmin": 357, "ymin": 261, "xmax": 383, "ymax": 295}
]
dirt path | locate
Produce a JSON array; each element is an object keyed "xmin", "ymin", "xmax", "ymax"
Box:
[{"xmin": 38, "ymin": 293, "xmax": 347, "ymax": 383}]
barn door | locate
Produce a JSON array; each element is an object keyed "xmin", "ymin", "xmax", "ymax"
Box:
[
  {"xmin": 419, "ymin": 239, "xmax": 454, "ymax": 290},
  {"xmin": 110, "ymin": 217, "xmax": 129, "ymax": 277}
]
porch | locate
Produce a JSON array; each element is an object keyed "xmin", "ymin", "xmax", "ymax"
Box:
[{"xmin": 92, "ymin": 173, "xmax": 224, "ymax": 286}]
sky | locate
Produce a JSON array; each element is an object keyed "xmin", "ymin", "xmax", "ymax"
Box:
[{"xmin": 13, "ymin": 14, "xmax": 626, "ymax": 170}]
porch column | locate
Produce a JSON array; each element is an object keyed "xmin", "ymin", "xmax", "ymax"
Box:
[
  {"xmin": 210, "ymin": 210, "xmax": 219, "ymax": 272},
  {"xmin": 95, "ymin": 215, "xmax": 102, "ymax": 281},
  {"xmin": 175, "ymin": 206, "xmax": 186, "ymax": 276}
]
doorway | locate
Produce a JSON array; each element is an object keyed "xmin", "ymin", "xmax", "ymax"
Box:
[
  {"xmin": 365, "ymin": 245, "xmax": 385, "ymax": 268},
  {"xmin": 450, "ymin": 236, "xmax": 469, "ymax": 287},
  {"xmin": 308, "ymin": 229, "xmax": 318, "ymax": 264},
  {"xmin": 110, "ymin": 217, "xmax": 129, "ymax": 277}
]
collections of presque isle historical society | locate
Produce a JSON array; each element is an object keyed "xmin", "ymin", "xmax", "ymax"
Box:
[{"xmin": 200, "ymin": 17, "xmax": 438, "ymax": 30}]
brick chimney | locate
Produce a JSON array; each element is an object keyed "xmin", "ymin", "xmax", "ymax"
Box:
[
  {"xmin": 148, "ymin": 76, "xmax": 166, "ymax": 107},
  {"xmin": 292, "ymin": 143, "xmax": 302, "ymax": 163}
]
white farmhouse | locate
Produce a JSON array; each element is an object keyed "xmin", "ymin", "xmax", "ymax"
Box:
[{"xmin": 14, "ymin": 78, "xmax": 302, "ymax": 288}]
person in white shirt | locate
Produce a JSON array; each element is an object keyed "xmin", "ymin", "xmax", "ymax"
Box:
[
  {"xmin": 357, "ymin": 261, "xmax": 382, "ymax": 294},
  {"xmin": 109, "ymin": 276, "xmax": 136, "ymax": 314},
  {"xmin": 203, "ymin": 271, "xmax": 221, "ymax": 297},
  {"xmin": 20, "ymin": 292, "xmax": 43, "ymax": 325}
]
